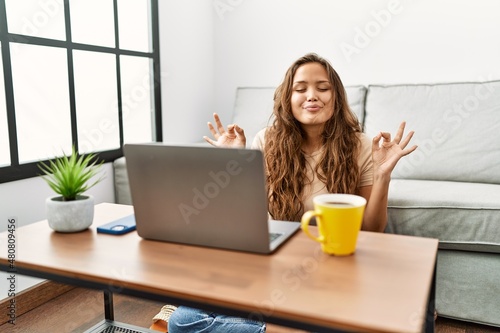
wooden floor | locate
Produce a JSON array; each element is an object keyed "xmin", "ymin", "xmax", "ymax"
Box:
[{"xmin": 1, "ymin": 286, "xmax": 499, "ymax": 333}]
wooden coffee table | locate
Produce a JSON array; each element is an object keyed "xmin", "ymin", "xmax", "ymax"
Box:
[{"xmin": 0, "ymin": 203, "xmax": 438, "ymax": 332}]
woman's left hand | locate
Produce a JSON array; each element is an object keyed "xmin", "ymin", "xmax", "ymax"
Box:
[{"xmin": 371, "ymin": 122, "xmax": 417, "ymax": 176}]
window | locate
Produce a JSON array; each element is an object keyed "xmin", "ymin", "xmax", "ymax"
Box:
[{"xmin": 0, "ymin": 0, "xmax": 161, "ymax": 183}]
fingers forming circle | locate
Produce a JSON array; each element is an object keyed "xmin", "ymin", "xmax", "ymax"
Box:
[{"xmin": 381, "ymin": 132, "xmax": 391, "ymax": 142}]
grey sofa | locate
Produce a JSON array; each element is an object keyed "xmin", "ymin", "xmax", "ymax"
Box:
[{"xmin": 113, "ymin": 81, "xmax": 500, "ymax": 328}]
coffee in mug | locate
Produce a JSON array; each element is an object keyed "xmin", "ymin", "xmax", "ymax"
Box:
[{"xmin": 301, "ymin": 194, "xmax": 366, "ymax": 255}]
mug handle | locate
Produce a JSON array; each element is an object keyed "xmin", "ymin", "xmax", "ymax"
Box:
[{"xmin": 301, "ymin": 210, "xmax": 325, "ymax": 244}]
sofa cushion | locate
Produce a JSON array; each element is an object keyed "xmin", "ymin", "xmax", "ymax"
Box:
[
  {"xmin": 233, "ymin": 85, "xmax": 367, "ymax": 146},
  {"xmin": 364, "ymin": 81, "xmax": 500, "ymax": 183},
  {"xmin": 386, "ymin": 179, "xmax": 500, "ymax": 253}
]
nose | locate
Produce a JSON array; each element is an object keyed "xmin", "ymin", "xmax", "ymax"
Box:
[{"xmin": 306, "ymin": 88, "xmax": 317, "ymax": 101}]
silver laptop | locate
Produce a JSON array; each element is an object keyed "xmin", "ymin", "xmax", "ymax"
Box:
[{"xmin": 123, "ymin": 143, "xmax": 300, "ymax": 254}]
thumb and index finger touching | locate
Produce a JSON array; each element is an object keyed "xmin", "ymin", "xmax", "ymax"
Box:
[{"xmin": 372, "ymin": 121, "xmax": 418, "ymax": 156}]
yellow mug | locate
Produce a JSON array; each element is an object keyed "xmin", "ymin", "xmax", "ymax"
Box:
[{"xmin": 301, "ymin": 194, "xmax": 366, "ymax": 255}]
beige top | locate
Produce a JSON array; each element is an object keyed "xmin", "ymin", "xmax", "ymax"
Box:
[{"xmin": 251, "ymin": 128, "xmax": 373, "ymax": 213}]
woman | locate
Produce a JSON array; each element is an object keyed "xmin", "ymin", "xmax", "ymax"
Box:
[{"xmin": 151, "ymin": 53, "xmax": 417, "ymax": 332}]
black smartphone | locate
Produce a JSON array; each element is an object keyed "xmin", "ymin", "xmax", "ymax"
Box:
[{"xmin": 97, "ymin": 214, "xmax": 136, "ymax": 235}]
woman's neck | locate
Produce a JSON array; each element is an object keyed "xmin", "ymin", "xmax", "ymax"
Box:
[{"xmin": 301, "ymin": 127, "xmax": 323, "ymax": 155}]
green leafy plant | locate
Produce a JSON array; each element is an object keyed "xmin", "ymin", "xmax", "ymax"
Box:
[{"xmin": 38, "ymin": 146, "xmax": 104, "ymax": 201}]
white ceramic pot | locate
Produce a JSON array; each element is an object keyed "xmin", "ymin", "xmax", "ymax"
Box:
[{"xmin": 46, "ymin": 195, "xmax": 95, "ymax": 232}]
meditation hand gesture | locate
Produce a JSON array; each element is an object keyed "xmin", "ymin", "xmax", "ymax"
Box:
[
  {"xmin": 371, "ymin": 122, "xmax": 417, "ymax": 177},
  {"xmin": 203, "ymin": 113, "xmax": 246, "ymax": 148}
]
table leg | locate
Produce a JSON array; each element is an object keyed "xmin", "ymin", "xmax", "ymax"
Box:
[
  {"xmin": 104, "ymin": 290, "xmax": 114, "ymax": 321},
  {"xmin": 424, "ymin": 261, "xmax": 437, "ymax": 333}
]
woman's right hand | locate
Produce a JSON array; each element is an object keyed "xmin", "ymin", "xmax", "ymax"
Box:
[{"xmin": 203, "ymin": 113, "xmax": 246, "ymax": 148}]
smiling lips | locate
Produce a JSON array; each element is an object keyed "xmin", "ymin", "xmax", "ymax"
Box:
[{"xmin": 304, "ymin": 104, "xmax": 321, "ymax": 112}]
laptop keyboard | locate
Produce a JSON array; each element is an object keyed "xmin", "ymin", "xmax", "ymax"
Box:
[{"xmin": 269, "ymin": 232, "xmax": 282, "ymax": 242}]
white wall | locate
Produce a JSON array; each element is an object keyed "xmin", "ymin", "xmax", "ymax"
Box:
[
  {"xmin": 159, "ymin": 0, "xmax": 215, "ymax": 144},
  {"xmin": 211, "ymin": 0, "xmax": 500, "ymax": 121}
]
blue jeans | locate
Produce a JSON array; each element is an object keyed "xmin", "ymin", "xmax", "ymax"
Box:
[{"xmin": 168, "ymin": 306, "xmax": 266, "ymax": 333}]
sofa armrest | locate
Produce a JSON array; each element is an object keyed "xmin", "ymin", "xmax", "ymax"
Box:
[{"xmin": 113, "ymin": 156, "xmax": 132, "ymax": 205}]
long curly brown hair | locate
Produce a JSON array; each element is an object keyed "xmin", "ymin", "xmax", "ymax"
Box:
[{"xmin": 264, "ymin": 53, "xmax": 362, "ymax": 221}]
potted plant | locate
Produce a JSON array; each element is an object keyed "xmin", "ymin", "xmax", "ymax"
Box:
[{"xmin": 38, "ymin": 146, "xmax": 104, "ymax": 232}]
